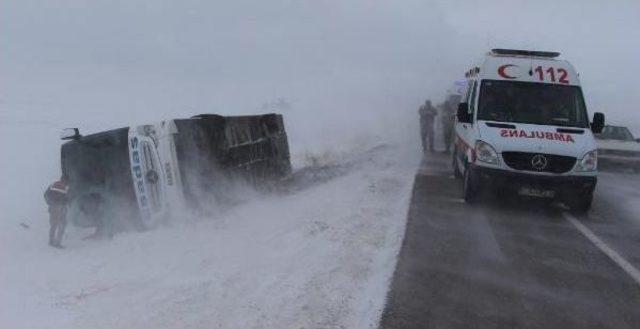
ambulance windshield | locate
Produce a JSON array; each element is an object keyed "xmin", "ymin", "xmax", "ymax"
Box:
[{"xmin": 478, "ymin": 80, "xmax": 589, "ymax": 128}]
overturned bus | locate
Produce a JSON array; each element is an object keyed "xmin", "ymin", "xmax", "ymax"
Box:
[{"xmin": 60, "ymin": 113, "xmax": 291, "ymax": 230}]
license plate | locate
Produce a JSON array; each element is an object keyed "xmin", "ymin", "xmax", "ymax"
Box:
[{"xmin": 518, "ymin": 187, "xmax": 555, "ymax": 198}]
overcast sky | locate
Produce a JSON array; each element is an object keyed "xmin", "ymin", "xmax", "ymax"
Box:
[{"xmin": 2, "ymin": 0, "xmax": 639, "ymax": 134}]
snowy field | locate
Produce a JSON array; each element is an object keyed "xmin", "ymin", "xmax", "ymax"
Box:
[{"xmin": 0, "ymin": 134, "xmax": 418, "ymax": 328}]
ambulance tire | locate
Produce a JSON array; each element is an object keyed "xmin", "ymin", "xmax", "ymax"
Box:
[
  {"xmin": 463, "ymin": 166, "xmax": 478, "ymax": 203},
  {"xmin": 568, "ymin": 192, "xmax": 593, "ymax": 214},
  {"xmin": 452, "ymin": 149, "xmax": 463, "ymax": 179}
]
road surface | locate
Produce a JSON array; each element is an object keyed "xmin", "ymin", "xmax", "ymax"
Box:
[{"xmin": 380, "ymin": 152, "xmax": 640, "ymax": 329}]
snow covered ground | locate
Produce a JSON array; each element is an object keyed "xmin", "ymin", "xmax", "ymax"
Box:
[{"xmin": 0, "ymin": 142, "xmax": 418, "ymax": 329}]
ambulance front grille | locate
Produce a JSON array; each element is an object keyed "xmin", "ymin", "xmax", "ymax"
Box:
[{"xmin": 502, "ymin": 152, "xmax": 576, "ymax": 174}]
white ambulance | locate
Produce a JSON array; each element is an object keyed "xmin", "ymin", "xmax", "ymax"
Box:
[{"xmin": 452, "ymin": 49, "xmax": 605, "ymax": 212}]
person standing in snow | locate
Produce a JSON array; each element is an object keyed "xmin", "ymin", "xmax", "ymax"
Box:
[
  {"xmin": 419, "ymin": 100, "xmax": 438, "ymax": 153},
  {"xmin": 44, "ymin": 175, "xmax": 69, "ymax": 248},
  {"xmin": 441, "ymin": 97, "xmax": 458, "ymax": 154}
]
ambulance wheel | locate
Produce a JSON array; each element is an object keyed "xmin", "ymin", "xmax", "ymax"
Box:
[
  {"xmin": 568, "ymin": 192, "xmax": 593, "ymax": 214},
  {"xmin": 452, "ymin": 149, "xmax": 463, "ymax": 179},
  {"xmin": 463, "ymin": 166, "xmax": 478, "ymax": 203}
]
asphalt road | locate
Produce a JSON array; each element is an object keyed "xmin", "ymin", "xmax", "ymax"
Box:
[{"xmin": 380, "ymin": 152, "xmax": 640, "ymax": 329}]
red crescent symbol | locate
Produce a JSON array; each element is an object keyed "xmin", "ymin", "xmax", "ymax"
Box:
[{"xmin": 498, "ymin": 64, "xmax": 517, "ymax": 79}]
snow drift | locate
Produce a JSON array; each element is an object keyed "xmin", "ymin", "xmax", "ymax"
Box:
[{"xmin": 1, "ymin": 143, "xmax": 417, "ymax": 328}]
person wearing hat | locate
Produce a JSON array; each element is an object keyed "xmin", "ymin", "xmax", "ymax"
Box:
[{"xmin": 44, "ymin": 175, "xmax": 69, "ymax": 248}]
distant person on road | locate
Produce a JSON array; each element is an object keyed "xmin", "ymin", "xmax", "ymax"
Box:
[
  {"xmin": 441, "ymin": 96, "xmax": 459, "ymax": 153},
  {"xmin": 44, "ymin": 175, "xmax": 69, "ymax": 248},
  {"xmin": 419, "ymin": 100, "xmax": 438, "ymax": 153}
]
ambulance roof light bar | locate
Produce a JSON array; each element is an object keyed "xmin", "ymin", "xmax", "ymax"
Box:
[{"xmin": 491, "ymin": 49, "xmax": 560, "ymax": 58}]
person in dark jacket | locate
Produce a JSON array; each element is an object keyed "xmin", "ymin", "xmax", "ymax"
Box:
[
  {"xmin": 419, "ymin": 100, "xmax": 438, "ymax": 152},
  {"xmin": 44, "ymin": 176, "xmax": 69, "ymax": 248}
]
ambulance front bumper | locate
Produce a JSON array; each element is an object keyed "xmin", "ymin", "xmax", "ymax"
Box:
[{"xmin": 470, "ymin": 165, "xmax": 597, "ymax": 197}]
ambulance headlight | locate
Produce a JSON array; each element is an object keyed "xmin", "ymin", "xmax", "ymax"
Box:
[
  {"xmin": 475, "ymin": 140, "xmax": 499, "ymax": 165},
  {"xmin": 576, "ymin": 150, "xmax": 597, "ymax": 172}
]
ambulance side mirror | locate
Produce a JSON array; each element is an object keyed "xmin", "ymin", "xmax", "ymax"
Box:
[
  {"xmin": 457, "ymin": 103, "xmax": 471, "ymax": 123},
  {"xmin": 591, "ymin": 112, "xmax": 605, "ymax": 134}
]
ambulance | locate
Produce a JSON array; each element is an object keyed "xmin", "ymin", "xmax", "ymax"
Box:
[{"xmin": 451, "ymin": 49, "xmax": 605, "ymax": 212}]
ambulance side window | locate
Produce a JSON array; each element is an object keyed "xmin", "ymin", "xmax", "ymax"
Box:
[
  {"xmin": 464, "ymin": 81, "xmax": 473, "ymax": 103},
  {"xmin": 468, "ymin": 81, "xmax": 478, "ymax": 118}
]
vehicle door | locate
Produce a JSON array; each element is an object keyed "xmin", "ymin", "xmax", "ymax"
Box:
[{"xmin": 455, "ymin": 79, "xmax": 479, "ymax": 167}]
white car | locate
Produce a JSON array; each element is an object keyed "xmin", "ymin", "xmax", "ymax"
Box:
[
  {"xmin": 596, "ymin": 125, "xmax": 640, "ymax": 172},
  {"xmin": 451, "ymin": 49, "xmax": 605, "ymax": 212}
]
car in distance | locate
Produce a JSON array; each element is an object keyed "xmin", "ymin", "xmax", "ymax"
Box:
[{"xmin": 595, "ymin": 125, "xmax": 640, "ymax": 173}]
